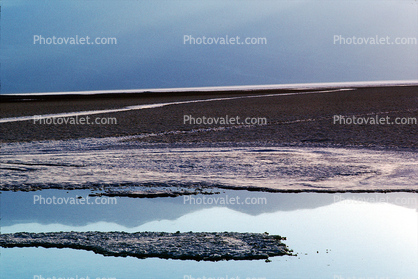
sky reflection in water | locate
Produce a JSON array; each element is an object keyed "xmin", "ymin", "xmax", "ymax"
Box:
[{"xmin": 1, "ymin": 191, "xmax": 417, "ymax": 278}]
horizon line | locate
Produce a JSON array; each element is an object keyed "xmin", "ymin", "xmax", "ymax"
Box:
[{"xmin": 1, "ymin": 79, "xmax": 418, "ymax": 96}]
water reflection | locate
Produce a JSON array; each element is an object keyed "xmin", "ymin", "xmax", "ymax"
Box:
[
  {"xmin": 1, "ymin": 190, "xmax": 416, "ymax": 229},
  {"xmin": 1, "ymin": 191, "xmax": 417, "ymax": 279}
]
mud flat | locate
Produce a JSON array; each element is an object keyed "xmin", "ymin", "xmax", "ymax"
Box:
[
  {"xmin": 0, "ymin": 85, "xmax": 416, "ymax": 193},
  {"xmin": 1, "ymin": 143, "xmax": 416, "ymax": 193},
  {"xmin": 0, "ymin": 231, "xmax": 291, "ymax": 261},
  {"xmin": 1, "ymin": 85, "xmax": 417, "ymax": 149}
]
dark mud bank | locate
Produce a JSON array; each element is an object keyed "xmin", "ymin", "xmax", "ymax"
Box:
[{"xmin": 0, "ymin": 231, "xmax": 292, "ymax": 261}]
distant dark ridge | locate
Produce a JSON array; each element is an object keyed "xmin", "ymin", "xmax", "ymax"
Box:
[
  {"xmin": 0, "ymin": 88, "xmax": 312, "ymax": 103},
  {"xmin": 1, "ymin": 84, "xmax": 417, "ymax": 103}
]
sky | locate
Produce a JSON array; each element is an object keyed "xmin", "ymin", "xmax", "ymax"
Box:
[{"xmin": 1, "ymin": 0, "xmax": 417, "ymax": 94}]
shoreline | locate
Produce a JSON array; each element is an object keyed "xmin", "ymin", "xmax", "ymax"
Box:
[{"xmin": 2, "ymin": 79, "xmax": 416, "ymax": 98}]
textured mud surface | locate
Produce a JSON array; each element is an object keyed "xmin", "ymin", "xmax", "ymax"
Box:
[
  {"xmin": 0, "ymin": 231, "xmax": 291, "ymax": 261},
  {"xmin": 1, "ymin": 86, "xmax": 417, "ymax": 149},
  {"xmin": 1, "ymin": 86, "xmax": 416, "ymax": 194},
  {"xmin": 1, "ymin": 142, "xmax": 417, "ymax": 193}
]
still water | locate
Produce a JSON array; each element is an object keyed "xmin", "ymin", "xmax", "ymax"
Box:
[{"xmin": 1, "ymin": 190, "xmax": 417, "ymax": 279}]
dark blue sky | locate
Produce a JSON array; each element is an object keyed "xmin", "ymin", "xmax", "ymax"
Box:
[{"xmin": 1, "ymin": 0, "xmax": 417, "ymax": 94}]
